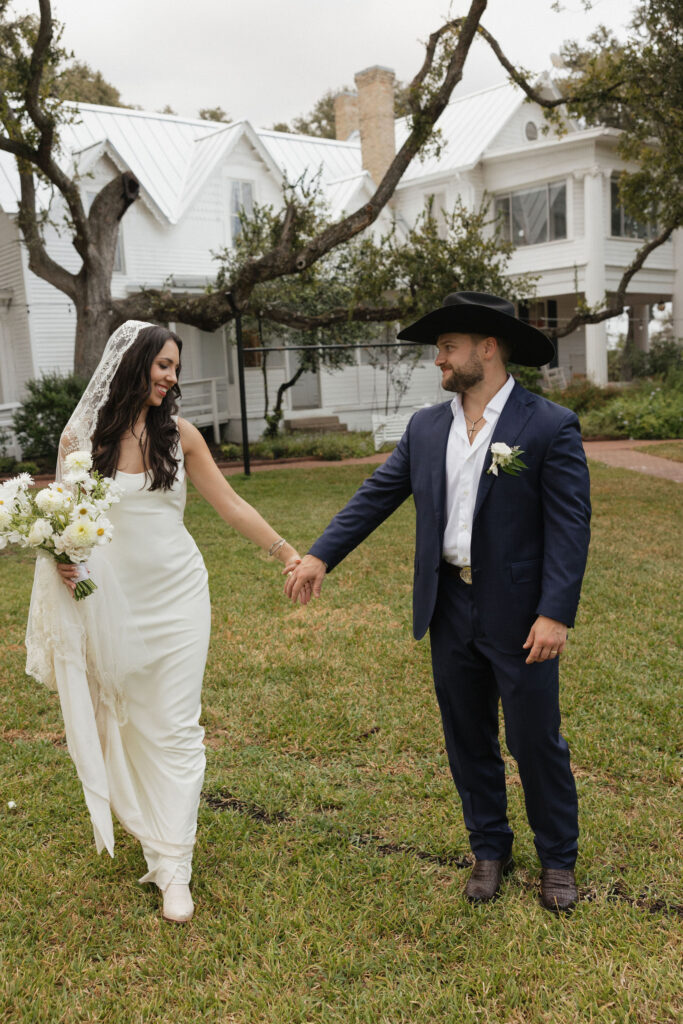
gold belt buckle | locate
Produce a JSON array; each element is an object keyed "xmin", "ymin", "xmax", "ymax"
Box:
[{"xmin": 459, "ymin": 566, "xmax": 473, "ymax": 585}]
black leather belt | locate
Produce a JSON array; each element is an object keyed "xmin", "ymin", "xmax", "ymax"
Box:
[{"xmin": 441, "ymin": 562, "xmax": 473, "ymax": 584}]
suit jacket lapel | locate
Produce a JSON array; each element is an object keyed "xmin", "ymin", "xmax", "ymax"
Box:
[
  {"xmin": 473, "ymin": 381, "xmax": 536, "ymax": 520},
  {"xmin": 431, "ymin": 401, "xmax": 454, "ymax": 533}
]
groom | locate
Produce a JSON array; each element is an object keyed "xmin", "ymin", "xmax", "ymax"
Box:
[{"xmin": 285, "ymin": 292, "xmax": 591, "ymax": 912}]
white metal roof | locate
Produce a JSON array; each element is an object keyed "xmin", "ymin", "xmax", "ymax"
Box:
[
  {"xmin": 394, "ymin": 81, "xmax": 524, "ymax": 182},
  {"xmin": 0, "ymin": 80, "xmax": 573, "ymax": 221},
  {"xmin": 256, "ymin": 128, "xmax": 362, "ymax": 188}
]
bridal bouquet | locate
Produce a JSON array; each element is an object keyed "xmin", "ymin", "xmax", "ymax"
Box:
[{"xmin": 0, "ymin": 452, "xmax": 121, "ymax": 599}]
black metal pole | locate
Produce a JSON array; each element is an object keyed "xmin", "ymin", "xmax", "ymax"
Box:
[{"xmin": 233, "ymin": 308, "xmax": 251, "ymax": 477}]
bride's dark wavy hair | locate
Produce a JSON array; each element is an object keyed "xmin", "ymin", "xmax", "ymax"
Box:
[{"xmin": 91, "ymin": 325, "xmax": 183, "ymax": 491}]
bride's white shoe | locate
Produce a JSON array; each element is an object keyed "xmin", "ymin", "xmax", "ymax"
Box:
[{"xmin": 162, "ymin": 882, "xmax": 194, "ymax": 923}]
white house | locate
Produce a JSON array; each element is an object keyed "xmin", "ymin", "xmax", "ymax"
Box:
[{"xmin": 1, "ymin": 68, "xmax": 681, "ymax": 447}]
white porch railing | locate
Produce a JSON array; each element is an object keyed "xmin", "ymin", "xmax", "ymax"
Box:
[
  {"xmin": 177, "ymin": 377, "xmax": 229, "ymax": 444},
  {"xmin": 0, "ymin": 402, "xmax": 21, "ymax": 457},
  {"xmin": 371, "ymin": 411, "xmax": 412, "ymax": 451}
]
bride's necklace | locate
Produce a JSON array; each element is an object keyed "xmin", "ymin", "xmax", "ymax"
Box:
[{"xmin": 464, "ymin": 412, "xmax": 485, "ymax": 440}]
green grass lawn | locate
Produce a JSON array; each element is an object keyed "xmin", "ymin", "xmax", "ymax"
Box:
[
  {"xmin": 1, "ymin": 462, "xmax": 681, "ymax": 1023},
  {"xmin": 638, "ymin": 440, "xmax": 683, "ymax": 463}
]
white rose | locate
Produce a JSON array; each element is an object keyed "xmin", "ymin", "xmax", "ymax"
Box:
[
  {"xmin": 63, "ymin": 467, "xmax": 90, "ymax": 485},
  {"xmin": 61, "ymin": 518, "xmax": 98, "ymax": 550},
  {"xmin": 490, "ymin": 442, "xmax": 513, "ymax": 457},
  {"xmin": 27, "ymin": 518, "xmax": 54, "ymax": 547},
  {"xmin": 64, "ymin": 451, "xmax": 93, "ymax": 474},
  {"xmin": 35, "ymin": 487, "xmax": 70, "ymax": 514}
]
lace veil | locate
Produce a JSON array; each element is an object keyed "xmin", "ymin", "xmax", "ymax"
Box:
[
  {"xmin": 57, "ymin": 320, "xmax": 152, "ymax": 479},
  {"xmin": 26, "ymin": 320, "xmax": 154, "ymax": 723}
]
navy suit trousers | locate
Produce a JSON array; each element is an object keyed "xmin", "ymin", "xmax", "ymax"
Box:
[{"xmin": 429, "ymin": 568, "xmax": 579, "ymax": 869}]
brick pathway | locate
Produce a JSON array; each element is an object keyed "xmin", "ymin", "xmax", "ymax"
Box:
[
  {"xmin": 221, "ymin": 441, "xmax": 683, "ymax": 484},
  {"xmin": 9, "ymin": 440, "xmax": 682, "ymax": 487},
  {"xmin": 583, "ymin": 440, "xmax": 683, "ymax": 483}
]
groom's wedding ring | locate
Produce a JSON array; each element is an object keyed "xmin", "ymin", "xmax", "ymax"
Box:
[{"xmin": 551, "ymin": 650, "xmax": 558, "ymax": 655}]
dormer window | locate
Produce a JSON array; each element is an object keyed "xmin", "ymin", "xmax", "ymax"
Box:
[{"xmin": 230, "ymin": 181, "xmax": 254, "ymax": 242}]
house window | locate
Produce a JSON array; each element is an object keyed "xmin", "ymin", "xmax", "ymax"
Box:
[
  {"xmin": 610, "ymin": 174, "xmax": 656, "ymax": 239},
  {"xmin": 230, "ymin": 180, "xmax": 254, "ymax": 242},
  {"xmin": 525, "ymin": 121, "xmax": 538, "ymax": 141},
  {"xmin": 494, "ymin": 181, "xmax": 567, "ymax": 246},
  {"xmin": 86, "ymin": 191, "xmax": 125, "ymax": 272}
]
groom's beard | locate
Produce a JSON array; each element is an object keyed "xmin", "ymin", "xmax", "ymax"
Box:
[{"xmin": 440, "ymin": 351, "xmax": 485, "ymax": 393}]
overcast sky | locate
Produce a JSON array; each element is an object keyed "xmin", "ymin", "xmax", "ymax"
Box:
[{"xmin": 10, "ymin": 0, "xmax": 636, "ymax": 126}]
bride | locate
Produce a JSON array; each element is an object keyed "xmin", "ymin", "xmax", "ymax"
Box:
[{"xmin": 26, "ymin": 320, "xmax": 304, "ymax": 923}]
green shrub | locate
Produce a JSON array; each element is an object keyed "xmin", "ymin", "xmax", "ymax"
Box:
[
  {"xmin": 221, "ymin": 431, "xmax": 390, "ymax": 462},
  {"xmin": 219, "ymin": 442, "xmax": 242, "ymax": 460},
  {"xmin": 580, "ymin": 385, "xmax": 683, "ymax": 439},
  {"xmin": 546, "ymin": 379, "xmax": 620, "ymax": 414},
  {"xmin": 12, "ymin": 372, "xmax": 88, "ymax": 461},
  {"xmin": 14, "ymin": 460, "xmax": 41, "ymax": 476},
  {"xmin": 0, "ymin": 456, "xmax": 16, "ymax": 474},
  {"xmin": 510, "ymin": 365, "xmax": 542, "ymax": 394},
  {"xmin": 646, "ymin": 337, "xmax": 682, "ymax": 376},
  {"xmin": 0, "ymin": 426, "xmax": 10, "ymax": 457}
]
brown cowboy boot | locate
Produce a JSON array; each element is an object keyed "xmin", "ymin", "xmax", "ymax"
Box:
[
  {"xmin": 465, "ymin": 855, "xmax": 514, "ymax": 903},
  {"xmin": 540, "ymin": 867, "xmax": 578, "ymax": 912}
]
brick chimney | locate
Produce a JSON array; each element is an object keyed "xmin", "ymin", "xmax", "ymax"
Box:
[
  {"xmin": 354, "ymin": 65, "xmax": 396, "ymax": 184},
  {"xmin": 334, "ymin": 91, "xmax": 359, "ymax": 141}
]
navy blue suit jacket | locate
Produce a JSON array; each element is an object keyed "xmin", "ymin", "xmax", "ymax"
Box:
[{"xmin": 309, "ymin": 382, "xmax": 591, "ymax": 653}]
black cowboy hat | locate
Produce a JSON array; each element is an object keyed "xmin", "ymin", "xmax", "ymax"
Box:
[{"xmin": 396, "ymin": 291, "xmax": 555, "ymax": 367}]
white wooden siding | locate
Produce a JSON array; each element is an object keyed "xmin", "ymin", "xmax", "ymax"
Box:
[{"xmin": 0, "ymin": 213, "xmax": 33, "ymax": 402}]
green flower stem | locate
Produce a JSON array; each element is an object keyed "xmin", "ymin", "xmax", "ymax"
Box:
[{"xmin": 74, "ymin": 579, "xmax": 97, "ymax": 601}]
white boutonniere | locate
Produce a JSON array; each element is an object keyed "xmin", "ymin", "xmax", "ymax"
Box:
[{"xmin": 487, "ymin": 442, "xmax": 527, "ymax": 477}]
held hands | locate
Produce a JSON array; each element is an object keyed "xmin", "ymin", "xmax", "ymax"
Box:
[
  {"xmin": 523, "ymin": 615, "xmax": 568, "ymax": 664},
  {"xmin": 283, "ymin": 554, "xmax": 326, "ymax": 606}
]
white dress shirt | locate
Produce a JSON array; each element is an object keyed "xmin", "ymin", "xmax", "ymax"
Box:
[{"xmin": 442, "ymin": 374, "xmax": 516, "ymax": 567}]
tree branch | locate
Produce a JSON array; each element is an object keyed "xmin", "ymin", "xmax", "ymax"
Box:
[
  {"xmin": 553, "ymin": 224, "xmax": 676, "ymax": 339},
  {"xmin": 110, "ymin": 288, "xmax": 236, "ymax": 333},
  {"xmin": 253, "ymin": 302, "xmax": 406, "ymax": 331},
  {"xmin": 17, "ymin": 166, "xmax": 79, "ymax": 300},
  {"xmin": 228, "ymin": 0, "xmax": 489, "ymax": 306},
  {"xmin": 25, "ymin": 0, "xmax": 55, "ymax": 134},
  {"xmin": 475, "ymin": 22, "xmax": 626, "ymax": 111}
]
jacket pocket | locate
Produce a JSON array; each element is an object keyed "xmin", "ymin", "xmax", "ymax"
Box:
[{"xmin": 510, "ymin": 558, "xmax": 542, "ymax": 584}]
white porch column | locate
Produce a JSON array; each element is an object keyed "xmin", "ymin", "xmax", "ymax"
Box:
[
  {"xmin": 672, "ymin": 228, "xmax": 683, "ymax": 345},
  {"xmin": 583, "ymin": 168, "xmax": 608, "ymax": 385}
]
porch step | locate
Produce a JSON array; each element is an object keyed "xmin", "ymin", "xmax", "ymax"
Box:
[{"xmin": 284, "ymin": 416, "xmax": 348, "ymax": 434}]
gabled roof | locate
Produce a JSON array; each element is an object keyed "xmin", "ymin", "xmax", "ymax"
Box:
[
  {"xmin": 178, "ymin": 120, "xmax": 284, "ymax": 221},
  {"xmin": 0, "ymin": 103, "xmax": 364, "ymax": 221},
  {"xmin": 394, "ymin": 81, "xmax": 522, "ymax": 181},
  {"xmin": 0, "ymin": 78, "xmax": 575, "ymax": 221},
  {"xmin": 394, "ymin": 77, "xmax": 568, "ymax": 183},
  {"xmin": 324, "ymin": 171, "xmax": 374, "ymax": 219},
  {"xmin": 256, "ymin": 128, "xmax": 362, "ymax": 187}
]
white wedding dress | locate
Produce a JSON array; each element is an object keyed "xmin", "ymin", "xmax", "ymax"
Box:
[{"xmin": 26, "ymin": 440, "xmax": 210, "ymax": 891}]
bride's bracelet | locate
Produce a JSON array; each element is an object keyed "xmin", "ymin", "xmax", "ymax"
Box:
[{"xmin": 268, "ymin": 538, "xmax": 286, "ymax": 558}]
